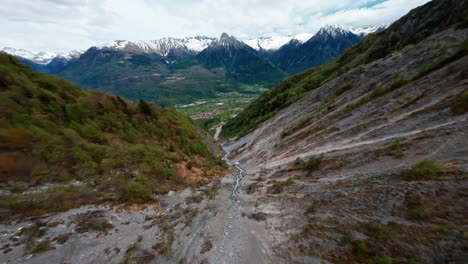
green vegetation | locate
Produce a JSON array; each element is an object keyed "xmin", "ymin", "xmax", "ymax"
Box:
[
  {"xmin": 404, "ymin": 160, "xmax": 446, "ymax": 181},
  {"xmin": 281, "ymin": 116, "xmax": 315, "ymax": 138},
  {"xmin": 343, "ymin": 73, "xmax": 408, "ymax": 114},
  {"xmin": 221, "ymin": 5, "xmax": 468, "ymax": 139},
  {"xmin": 388, "ymin": 140, "xmax": 404, "ymax": 158},
  {"xmin": 335, "ymin": 82, "xmax": 353, "ymax": 96},
  {"xmin": 354, "ymin": 241, "xmax": 369, "ymax": 255},
  {"xmin": 176, "ymin": 89, "xmax": 262, "ymax": 135},
  {"xmin": 30, "ymin": 240, "xmax": 52, "ymax": 254},
  {"xmin": 58, "ymin": 44, "xmax": 286, "ymax": 107},
  {"xmin": 0, "ymin": 53, "xmax": 227, "ymax": 219},
  {"xmin": 361, "ymin": 220, "xmax": 403, "ymax": 241},
  {"xmin": 415, "ymin": 39, "xmax": 468, "ymax": 79},
  {"xmin": 294, "ymin": 154, "xmax": 325, "ymax": 170},
  {"xmin": 268, "ymin": 178, "xmax": 295, "ymax": 194},
  {"xmin": 375, "ymin": 256, "xmax": 393, "ymax": 264}
]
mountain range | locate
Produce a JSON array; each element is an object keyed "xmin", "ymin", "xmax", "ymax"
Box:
[{"xmin": 1, "ymin": 25, "xmax": 384, "ymax": 105}]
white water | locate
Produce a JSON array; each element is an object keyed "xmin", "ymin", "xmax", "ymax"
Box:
[{"xmin": 222, "ymin": 152, "xmax": 245, "ymax": 200}]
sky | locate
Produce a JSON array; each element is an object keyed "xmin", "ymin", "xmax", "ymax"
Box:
[{"xmin": 0, "ymin": 0, "xmax": 431, "ymax": 52}]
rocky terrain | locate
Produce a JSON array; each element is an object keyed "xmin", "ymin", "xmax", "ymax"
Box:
[{"xmin": 221, "ymin": 15, "xmax": 468, "ymax": 264}]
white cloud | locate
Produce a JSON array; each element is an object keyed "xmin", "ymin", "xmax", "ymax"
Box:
[{"xmin": 0, "ymin": 0, "xmax": 430, "ymax": 52}]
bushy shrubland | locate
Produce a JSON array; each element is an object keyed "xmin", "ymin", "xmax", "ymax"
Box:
[{"xmin": 0, "ymin": 53, "xmax": 227, "ymax": 218}]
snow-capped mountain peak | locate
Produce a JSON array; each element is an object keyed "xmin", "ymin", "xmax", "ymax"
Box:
[
  {"xmin": 1, "ymin": 47, "xmax": 57, "ymax": 65},
  {"xmin": 243, "ymin": 24, "xmax": 384, "ymax": 52},
  {"xmin": 243, "ymin": 36, "xmax": 293, "ymax": 51},
  {"xmin": 1, "ymin": 47, "xmax": 84, "ymax": 65},
  {"xmin": 317, "ymin": 24, "xmax": 386, "ymax": 37},
  {"xmin": 95, "ymin": 36, "xmax": 216, "ymax": 56}
]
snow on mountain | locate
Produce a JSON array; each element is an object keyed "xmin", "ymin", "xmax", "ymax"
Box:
[
  {"xmin": 243, "ymin": 24, "xmax": 384, "ymax": 52},
  {"xmin": 318, "ymin": 24, "xmax": 387, "ymax": 37},
  {"xmin": 292, "ymin": 33, "xmax": 314, "ymax": 43},
  {"xmin": 243, "ymin": 33, "xmax": 316, "ymax": 51},
  {"xmin": 244, "ymin": 36, "xmax": 293, "ymax": 51},
  {"xmin": 1, "ymin": 47, "xmax": 84, "ymax": 65},
  {"xmin": 3, "ymin": 25, "xmax": 385, "ymax": 63},
  {"xmin": 95, "ymin": 36, "xmax": 216, "ymax": 56},
  {"xmin": 348, "ymin": 24, "xmax": 388, "ymax": 35}
]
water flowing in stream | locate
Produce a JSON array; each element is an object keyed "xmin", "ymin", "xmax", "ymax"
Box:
[{"xmin": 222, "ymin": 153, "xmax": 245, "ymax": 200}]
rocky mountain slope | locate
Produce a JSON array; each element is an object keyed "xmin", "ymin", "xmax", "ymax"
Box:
[
  {"xmin": 219, "ymin": 0, "xmax": 468, "ymax": 263},
  {"xmin": 196, "ymin": 33, "xmax": 287, "ymax": 87},
  {"xmin": 268, "ymin": 25, "xmax": 385, "ymax": 74}
]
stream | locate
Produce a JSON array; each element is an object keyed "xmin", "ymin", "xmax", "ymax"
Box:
[{"xmin": 222, "ymin": 151, "xmax": 245, "ymax": 200}]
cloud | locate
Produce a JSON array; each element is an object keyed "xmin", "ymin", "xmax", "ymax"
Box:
[{"xmin": 0, "ymin": 0, "xmax": 431, "ymax": 52}]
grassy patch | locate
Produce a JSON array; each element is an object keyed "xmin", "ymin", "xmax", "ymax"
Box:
[
  {"xmin": 414, "ymin": 39, "xmax": 468, "ymax": 79},
  {"xmin": 404, "ymin": 160, "xmax": 446, "ymax": 181},
  {"xmin": 30, "ymin": 240, "xmax": 52, "ymax": 254},
  {"xmin": 282, "ymin": 117, "xmax": 313, "ymax": 138},
  {"xmin": 294, "ymin": 154, "xmax": 325, "ymax": 170},
  {"xmin": 354, "ymin": 241, "xmax": 369, "ymax": 255},
  {"xmin": 388, "ymin": 140, "xmax": 404, "ymax": 158},
  {"xmin": 335, "ymin": 82, "xmax": 354, "ymax": 96},
  {"xmin": 268, "ymin": 178, "xmax": 295, "ymax": 194},
  {"xmin": 361, "ymin": 220, "xmax": 403, "ymax": 241}
]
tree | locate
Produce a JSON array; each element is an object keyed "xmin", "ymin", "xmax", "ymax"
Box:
[{"xmin": 138, "ymin": 99, "xmax": 153, "ymax": 117}]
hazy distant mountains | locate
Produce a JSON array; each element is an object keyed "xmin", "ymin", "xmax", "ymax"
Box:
[
  {"xmin": 1, "ymin": 25, "xmax": 385, "ymax": 105},
  {"xmin": 0, "ymin": 47, "xmax": 84, "ymax": 73}
]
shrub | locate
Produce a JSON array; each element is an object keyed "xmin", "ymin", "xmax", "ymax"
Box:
[
  {"xmin": 118, "ymin": 180, "xmax": 153, "ymax": 203},
  {"xmin": 388, "ymin": 73, "xmax": 408, "ymax": 90},
  {"xmin": 299, "ymin": 154, "xmax": 324, "ymax": 170},
  {"xmin": 354, "ymin": 241, "xmax": 369, "ymax": 255},
  {"xmin": 404, "ymin": 160, "xmax": 446, "ymax": 181},
  {"xmin": 268, "ymin": 178, "xmax": 295, "ymax": 194},
  {"xmin": 362, "ymin": 220, "xmax": 402, "ymax": 241},
  {"xmin": 138, "ymin": 99, "xmax": 153, "ymax": 117},
  {"xmin": 389, "ymin": 140, "xmax": 404, "ymax": 158},
  {"xmin": 30, "ymin": 240, "xmax": 52, "ymax": 253},
  {"xmin": 371, "ymin": 86, "xmax": 387, "ymax": 98},
  {"xmin": 335, "ymin": 82, "xmax": 353, "ymax": 96}
]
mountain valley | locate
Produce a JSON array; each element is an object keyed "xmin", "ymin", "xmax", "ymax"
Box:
[{"xmin": 0, "ymin": 0, "xmax": 467, "ymax": 263}]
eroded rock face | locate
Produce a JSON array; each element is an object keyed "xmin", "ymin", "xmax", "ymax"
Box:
[{"xmin": 222, "ymin": 27, "xmax": 468, "ymax": 263}]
